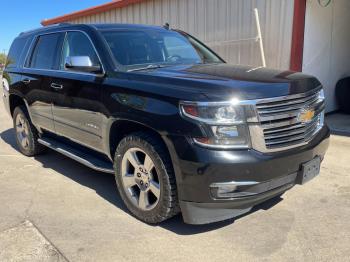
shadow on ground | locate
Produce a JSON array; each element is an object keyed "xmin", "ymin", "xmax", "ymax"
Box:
[
  {"xmin": 326, "ymin": 112, "xmax": 350, "ymax": 137},
  {"xmin": 1, "ymin": 128, "xmax": 282, "ymax": 235}
]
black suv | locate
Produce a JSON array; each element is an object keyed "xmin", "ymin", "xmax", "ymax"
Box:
[{"xmin": 2, "ymin": 24, "xmax": 329, "ymax": 224}]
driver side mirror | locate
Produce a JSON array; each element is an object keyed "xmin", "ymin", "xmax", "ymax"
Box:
[{"xmin": 65, "ymin": 56, "xmax": 102, "ymax": 73}]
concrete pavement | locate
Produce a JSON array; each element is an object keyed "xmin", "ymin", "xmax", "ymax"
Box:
[{"xmin": 0, "ymin": 102, "xmax": 349, "ymax": 262}]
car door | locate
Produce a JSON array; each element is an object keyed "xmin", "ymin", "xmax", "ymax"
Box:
[
  {"xmin": 22, "ymin": 32, "xmax": 65, "ymax": 133},
  {"xmin": 50, "ymin": 31, "xmax": 106, "ymax": 152}
]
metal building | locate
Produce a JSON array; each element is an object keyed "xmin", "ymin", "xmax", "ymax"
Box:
[{"xmin": 42, "ymin": 0, "xmax": 350, "ymax": 112}]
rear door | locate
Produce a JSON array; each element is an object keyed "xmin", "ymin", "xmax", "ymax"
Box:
[
  {"xmin": 22, "ymin": 32, "xmax": 65, "ymax": 132},
  {"xmin": 50, "ymin": 31, "xmax": 106, "ymax": 152}
]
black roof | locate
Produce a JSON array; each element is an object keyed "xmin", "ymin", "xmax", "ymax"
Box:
[
  {"xmin": 19, "ymin": 23, "xmax": 167, "ymax": 37},
  {"xmin": 91, "ymin": 23, "xmax": 165, "ymax": 30}
]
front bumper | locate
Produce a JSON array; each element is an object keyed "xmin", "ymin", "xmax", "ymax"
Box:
[{"xmin": 164, "ymin": 125, "xmax": 330, "ymax": 224}]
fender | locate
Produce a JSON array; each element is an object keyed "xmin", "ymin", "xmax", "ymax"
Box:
[
  {"xmin": 8, "ymin": 93, "xmax": 41, "ymax": 132},
  {"xmin": 103, "ymin": 116, "xmax": 166, "ymax": 161}
]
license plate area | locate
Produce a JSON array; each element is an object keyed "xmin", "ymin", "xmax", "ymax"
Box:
[{"xmin": 297, "ymin": 157, "xmax": 321, "ymax": 185}]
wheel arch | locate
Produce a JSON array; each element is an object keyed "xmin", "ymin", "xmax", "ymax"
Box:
[
  {"xmin": 9, "ymin": 94, "xmax": 27, "ymax": 117},
  {"xmin": 107, "ymin": 119, "xmax": 169, "ymax": 160}
]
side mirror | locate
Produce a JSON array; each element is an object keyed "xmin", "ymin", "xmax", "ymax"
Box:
[{"xmin": 65, "ymin": 56, "xmax": 102, "ymax": 73}]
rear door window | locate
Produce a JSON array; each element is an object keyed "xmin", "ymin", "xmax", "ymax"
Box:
[
  {"xmin": 29, "ymin": 33, "xmax": 63, "ymax": 70},
  {"xmin": 6, "ymin": 37, "xmax": 28, "ymax": 69}
]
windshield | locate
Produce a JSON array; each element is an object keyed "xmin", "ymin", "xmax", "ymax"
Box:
[{"xmin": 101, "ymin": 29, "xmax": 223, "ymax": 71}]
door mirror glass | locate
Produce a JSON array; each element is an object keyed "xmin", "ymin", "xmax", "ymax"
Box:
[{"xmin": 65, "ymin": 56, "xmax": 101, "ymax": 73}]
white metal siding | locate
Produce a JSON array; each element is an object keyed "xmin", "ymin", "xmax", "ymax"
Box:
[
  {"xmin": 69, "ymin": 0, "xmax": 294, "ymax": 70},
  {"xmin": 303, "ymin": 0, "xmax": 350, "ymax": 112}
]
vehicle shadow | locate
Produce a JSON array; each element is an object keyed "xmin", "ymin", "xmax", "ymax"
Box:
[{"xmin": 0, "ymin": 128, "xmax": 283, "ymax": 235}]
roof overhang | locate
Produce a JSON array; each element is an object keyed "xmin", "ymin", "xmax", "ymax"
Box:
[{"xmin": 41, "ymin": 0, "xmax": 147, "ymax": 26}]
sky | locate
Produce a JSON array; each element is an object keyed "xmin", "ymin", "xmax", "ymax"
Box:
[{"xmin": 0, "ymin": 0, "xmax": 110, "ymax": 53}]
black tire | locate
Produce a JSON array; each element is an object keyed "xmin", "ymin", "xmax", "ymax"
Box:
[
  {"xmin": 335, "ymin": 77, "xmax": 350, "ymax": 114},
  {"xmin": 13, "ymin": 106, "xmax": 45, "ymax": 156},
  {"xmin": 114, "ymin": 132, "xmax": 179, "ymax": 224}
]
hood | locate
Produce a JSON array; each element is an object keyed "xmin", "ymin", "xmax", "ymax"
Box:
[{"xmin": 112, "ymin": 64, "xmax": 322, "ymax": 101}]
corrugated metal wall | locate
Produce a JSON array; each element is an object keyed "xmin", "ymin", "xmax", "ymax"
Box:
[
  {"xmin": 303, "ymin": 0, "xmax": 350, "ymax": 112},
  {"xmin": 69, "ymin": 0, "xmax": 294, "ymax": 70}
]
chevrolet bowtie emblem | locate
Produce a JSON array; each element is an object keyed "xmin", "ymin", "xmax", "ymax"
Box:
[{"xmin": 298, "ymin": 108, "xmax": 315, "ymax": 123}]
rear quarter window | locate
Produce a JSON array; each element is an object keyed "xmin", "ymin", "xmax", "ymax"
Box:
[{"xmin": 6, "ymin": 37, "xmax": 29, "ymax": 69}]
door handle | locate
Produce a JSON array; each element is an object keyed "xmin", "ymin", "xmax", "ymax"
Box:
[
  {"xmin": 22, "ymin": 79, "xmax": 31, "ymax": 85},
  {"xmin": 51, "ymin": 83, "xmax": 63, "ymax": 90}
]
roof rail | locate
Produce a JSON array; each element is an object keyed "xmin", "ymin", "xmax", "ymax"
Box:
[
  {"xmin": 58, "ymin": 22, "xmax": 71, "ymax": 26},
  {"xmin": 19, "ymin": 22, "xmax": 72, "ymax": 35}
]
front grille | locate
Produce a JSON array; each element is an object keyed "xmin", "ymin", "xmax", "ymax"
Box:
[{"xmin": 255, "ymin": 89, "xmax": 325, "ymax": 151}]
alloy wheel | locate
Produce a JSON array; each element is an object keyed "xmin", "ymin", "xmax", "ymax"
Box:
[
  {"xmin": 121, "ymin": 147, "xmax": 161, "ymax": 211},
  {"xmin": 15, "ymin": 114, "xmax": 30, "ymax": 149}
]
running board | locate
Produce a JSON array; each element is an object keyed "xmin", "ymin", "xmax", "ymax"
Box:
[{"xmin": 38, "ymin": 137, "xmax": 114, "ymax": 174}]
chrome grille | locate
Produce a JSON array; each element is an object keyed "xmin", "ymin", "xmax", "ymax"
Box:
[{"xmin": 254, "ymin": 89, "xmax": 325, "ymax": 152}]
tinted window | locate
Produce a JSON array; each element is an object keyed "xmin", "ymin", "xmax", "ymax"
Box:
[
  {"xmin": 101, "ymin": 30, "xmax": 222, "ymax": 69},
  {"xmin": 163, "ymin": 36, "xmax": 200, "ymax": 61},
  {"xmin": 29, "ymin": 33, "xmax": 62, "ymax": 69},
  {"xmin": 60, "ymin": 32, "xmax": 100, "ymax": 70},
  {"xmin": 6, "ymin": 37, "xmax": 28, "ymax": 68}
]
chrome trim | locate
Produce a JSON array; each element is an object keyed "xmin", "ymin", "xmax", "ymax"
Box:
[
  {"xmin": 210, "ymin": 181, "xmax": 259, "ymax": 187},
  {"xmin": 252, "ymin": 88, "xmax": 325, "ymax": 153},
  {"xmin": 258, "ymin": 102, "xmax": 325, "ymax": 122},
  {"xmin": 254, "ymin": 85, "xmax": 322, "ymax": 105},
  {"xmin": 65, "ymin": 56, "xmax": 93, "ymax": 67},
  {"xmin": 257, "ymin": 94, "xmax": 319, "ymax": 114},
  {"xmin": 192, "ymin": 138, "xmax": 250, "ymax": 149},
  {"xmin": 21, "ymin": 67, "xmax": 102, "ymax": 77},
  {"xmin": 38, "ymin": 138, "xmax": 114, "ymax": 174},
  {"xmin": 50, "ymin": 83, "xmax": 63, "ymax": 90}
]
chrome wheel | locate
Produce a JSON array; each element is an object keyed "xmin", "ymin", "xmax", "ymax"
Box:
[
  {"xmin": 15, "ymin": 114, "xmax": 30, "ymax": 149},
  {"xmin": 121, "ymin": 147, "xmax": 161, "ymax": 211}
]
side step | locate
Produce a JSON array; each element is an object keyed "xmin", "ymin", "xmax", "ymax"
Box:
[{"xmin": 38, "ymin": 137, "xmax": 114, "ymax": 174}]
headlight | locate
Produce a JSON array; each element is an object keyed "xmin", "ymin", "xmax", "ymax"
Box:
[
  {"xmin": 180, "ymin": 99, "xmax": 244, "ymax": 124},
  {"xmin": 180, "ymin": 100, "xmax": 250, "ymax": 149}
]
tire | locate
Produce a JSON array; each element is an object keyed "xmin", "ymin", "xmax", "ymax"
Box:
[
  {"xmin": 13, "ymin": 106, "xmax": 45, "ymax": 156},
  {"xmin": 114, "ymin": 132, "xmax": 179, "ymax": 224},
  {"xmin": 335, "ymin": 77, "xmax": 350, "ymax": 114}
]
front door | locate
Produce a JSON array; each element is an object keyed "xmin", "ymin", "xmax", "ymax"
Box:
[{"xmin": 50, "ymin": 31, "xmax": 106, "ymax": 152}]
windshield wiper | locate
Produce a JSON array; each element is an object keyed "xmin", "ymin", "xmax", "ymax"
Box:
[{"xmin": 127, "ymin": 64, "xmax": 166, "ymax": 72}]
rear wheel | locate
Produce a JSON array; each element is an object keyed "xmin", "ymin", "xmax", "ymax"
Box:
[
  {"xmin": 114, "ymin": 132, "xmax": 179, "ymax": 223},
  {"xmin": 13, "ymin": 106, "xmax": 45, "ymax": 156}
]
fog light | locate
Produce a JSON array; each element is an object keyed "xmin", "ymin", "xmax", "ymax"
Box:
[
  {"xmin": 210, "ymin": 181, "xmax": 259, "ymax": 199},
  {"xmin": 210, "ymin": 184, "xmax": 237, "ymax": 198}
]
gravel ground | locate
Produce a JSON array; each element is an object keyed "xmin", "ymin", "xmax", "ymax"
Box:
[{"xmin": 0, "ymin": 102, "xmax": 349, "ymax": 262}]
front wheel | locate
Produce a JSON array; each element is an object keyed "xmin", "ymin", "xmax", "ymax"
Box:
[{"xmin": 114, "ymin": 132, "xmax": 179, "ymax": 224}]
